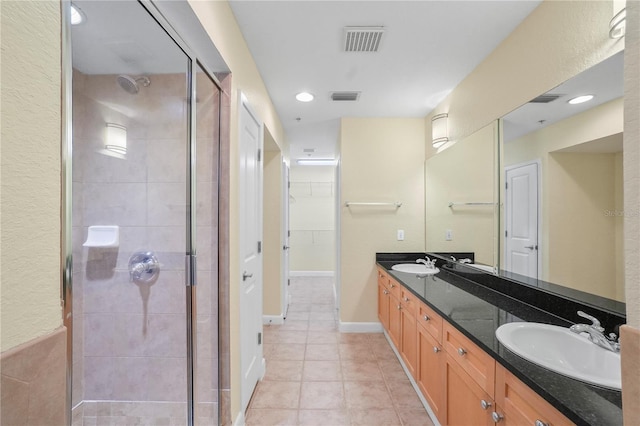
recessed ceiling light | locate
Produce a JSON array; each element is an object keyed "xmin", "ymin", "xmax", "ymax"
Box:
[
  {"xmin": 296, "ymin": 92, "xmax": 314, "ymax": 102},
  {"xmin": 568, "ymin": 95, "xmax": 594, "ymax": 105},
  {"xmin": 70, "ymin": 4, "xmax": 86, "ymax": 25}
]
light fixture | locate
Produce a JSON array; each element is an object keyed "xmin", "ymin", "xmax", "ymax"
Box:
[
  {"xmin": 568, "ymin": 95, "xmax": 594, "ymax": 105},
  {"xmin": 609, "ymin": 7, "xmax": 626, "ymax": 39},
  {"xmin": 296, "ymin": 92, "xmax": 314, "ymax": 102},
  {"xmin": 431, "ymin": 113, "xmax": 449, "ymax": 148},
  {"xmin": 70, "ymin": 4, "xmax": 86, "ymax": 25},
  {"xmin": 102, "ymin": 123, "xmax": 127, "ymax": 159},
  {"xmin": 296, "ymin": 159, "xmax": 337, "ymax": 166}
]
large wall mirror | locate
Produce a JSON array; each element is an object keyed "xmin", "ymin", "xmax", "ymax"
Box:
[
  {"xmin": 425, "ymin": 121, "xmax": 499, "ymax": 269},
  {"xmin": 500, "ymin": 51, "xmax": 625, "ymax": 309}
]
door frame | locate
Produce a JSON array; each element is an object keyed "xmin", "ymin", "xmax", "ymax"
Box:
[
  {"xmin": 504, "ymin": 159, "xmax": 543, "ymax": 279},
  {"xmin": 282, "ymin": 160, "xmax": 291, "ymax": 318}
]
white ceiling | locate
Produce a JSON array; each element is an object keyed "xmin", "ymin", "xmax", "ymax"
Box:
[{"xmin": 229, "ymin": 0, "xmax": 542, "ymax": 161}]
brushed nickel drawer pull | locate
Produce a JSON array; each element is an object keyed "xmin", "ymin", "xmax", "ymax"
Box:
[
  {"xmin": 480, "ymin": 400, "xmax": 492, "ymax": 410},
  {"xmin": 433, "ymin": 346, "xmax": 441, "ymax": 353},
  {"xmin": 423, "ymin": 314, "xmax": 430, "ymax": 321},
  {"xmin": 457, "ymin": 348, "xmax": 467, "ymax": 356}
]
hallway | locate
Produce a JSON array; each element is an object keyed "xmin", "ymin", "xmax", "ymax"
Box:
[{"xmin": 245, "ymin": 276, "xmax": 435, "ymax": 426}]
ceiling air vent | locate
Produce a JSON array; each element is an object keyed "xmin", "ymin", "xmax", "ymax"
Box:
[
  {"xmin": 529, "ymin": 93, "xmax": 563, "ymax": 103},
  {"xmin": 303, "ymin": 148, "xmax": 315, "ymax": 153},
  {"xmin": 344, "ymin": 26, "xmax": 384, "ymax": 52},
  {"xmin": 331, "ymin": 91, "xmax": 360, "ymax": 102}
]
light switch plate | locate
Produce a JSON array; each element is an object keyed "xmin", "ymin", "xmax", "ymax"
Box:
[
  {"xmin": 397, "ymin": 229, "xmax": 405, "ymax": 241},
  {"xmin": 445, "ymin": 229, "xmax": 453, "ymax": 241}
]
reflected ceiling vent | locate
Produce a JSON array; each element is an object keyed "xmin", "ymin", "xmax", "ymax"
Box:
[
  {"xmin": 331, "ymin": 91, "xmax": 361, "ymax": 101},
  {"xmin": 303, "ymin": 148, "xmax": 315, "ymax": 153},
  {"xmin": 529, "ymin": 93, "xmax": 563, "ymax": 103},
  {"xmin": 344, "ymin": 26, "xmax": 384, "ymax": 52}
]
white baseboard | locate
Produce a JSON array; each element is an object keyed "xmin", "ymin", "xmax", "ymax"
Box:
[
  {"xmin": 383, "ymin": 330, "xmax": 441, "ymax": 426},
  {"xmin": 338, "ymin": 321, "xmax": 384, "ymax": 333},
  {"xmin": 263, "ymin": 315, "xmax": 284, "ymax": 325},
  {"xmin": 289, "ymin": 271, "xmax": 335, "ymax": 277},
  {"xmin": 233, "ymin": 410, "xmax": 246, "ymax": 426}
]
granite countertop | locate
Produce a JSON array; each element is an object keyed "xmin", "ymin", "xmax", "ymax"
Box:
[{"xmin": 376, "ymin": 258, "xmax": 623, "ymax": 426}]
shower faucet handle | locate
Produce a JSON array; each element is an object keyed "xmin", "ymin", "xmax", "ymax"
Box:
[{"xmin": 129, "ymin": 251, "xmax": 160, "ymax": 284}]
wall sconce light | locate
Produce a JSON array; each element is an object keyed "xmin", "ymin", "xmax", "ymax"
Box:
[
  {"xmin": 609, "ymin": 7, "xmax": 626, "ymax": 39},
  {"xmin": 431, "ymin": 113, "xmax": 449, "ymax": 148},
  {"xmin": 102, "ymin": 123, "xmax": 127, "ymax": 159}
]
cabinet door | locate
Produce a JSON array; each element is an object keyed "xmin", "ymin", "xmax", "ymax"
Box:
[
  {"xmin": 388, "ymin": 292, "xmax": 401, "ymax": 349},
  {"xmin": 400, "ymin": 303, "xmax": 417, "ymax": 378},
  {"xmin": 417, "ymin": 322, "xmax": 445, "ymax": 424},
  {"xmin": 445, "ymin": 353, "xmax": 495, "ymax": 426},
  {"xmin": 378, "ymin": 281, "xmax": 390, "ymax": 331},
  {"xmin": 494, "ymin": 365, "xmax": 575, "ymax": 426}
]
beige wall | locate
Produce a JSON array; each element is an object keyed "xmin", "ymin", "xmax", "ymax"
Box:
[
  {"xmin": 1, "ymin": 1, "xmax": 62, "ymax": 352},
  {"xmin": 263, "ymin": 150, "xmax": 283, "ymax": 317},
  {"xmin": 503, "ymin": 98, "xmax": 624, "ymax": 299},
  {"xmin": 425, "ymin": 122, "xmax": 497, "ymax": 266},
  {"xmin": 340, "ymin": 118, "xmax": 425, "ymax": 323},
  {"xmin": 290, "ymin": 166, "xmax": 336, "ymax": 272},
  {"xmin": 188, "ymin": 1, "xmax": 287, "ymax": 420}
]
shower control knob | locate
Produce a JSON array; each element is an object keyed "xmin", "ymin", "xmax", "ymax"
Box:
[{"xmin": 128, "ymin": 251, "xmax": 160, "ymax": 284}]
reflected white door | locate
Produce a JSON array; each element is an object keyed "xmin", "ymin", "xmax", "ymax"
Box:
[
  {"xmin": 283, "ymin": 162, "xmax": 291, "ymax": 317},
  {"xmin": 239, "ymin": 94, "xmax": 264, "ymax": 412},
  {"xmin": 505, "ymin": 162, "xmax": 539, "ymax": 278}
]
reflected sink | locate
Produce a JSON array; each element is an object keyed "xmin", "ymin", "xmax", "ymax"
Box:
[
  {"xmin": 391, "ymin": 264, "xmax": 439, "ymax": 275},
  {"xmin": 496, "ymin": 322, "xmax": 621, "ymax": 390}
]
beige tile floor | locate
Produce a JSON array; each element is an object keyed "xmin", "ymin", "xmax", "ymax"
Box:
[{"xmin": 245, "ymin": 276, "xmax": 435, "ymax": 426}]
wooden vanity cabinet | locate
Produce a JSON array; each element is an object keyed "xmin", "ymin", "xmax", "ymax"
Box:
[
  {"xmin": 377, "ymin": 268, "xmax": 401, "ymax": 348},
  {"xmin": 417, "ymin": 315, "xmax": 445, "ymax": 423},
  {"xmin": 399, "ymin": 289, "xmax": 418, "ymax": 378},
  {"xmin": 445, "ymin": 352, "xmax": 495, "ymax": 426},
  {"xmin": 377, "ymin": 280, "xmax": 390, "ymax": 331},
  {"xmin": 493, "ymin": 364, "xmax": 574, "ymax": 426}
]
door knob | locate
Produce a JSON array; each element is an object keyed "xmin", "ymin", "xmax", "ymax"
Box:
[
  {"xmin": 524, "ymin": 245, "xmax": 538, "ymax": 250},
  {"xmin": 283, "ymin": 245, "xmax": 290, "ymax": 250},
  {"xmin": 243, "ymin": 271, "xmax": 253, "ymax": 281}
]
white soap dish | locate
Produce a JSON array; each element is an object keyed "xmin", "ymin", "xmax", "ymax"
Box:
[{"xmin": 83, "ymin": 226, "xmax": 119, "ymax": 248}]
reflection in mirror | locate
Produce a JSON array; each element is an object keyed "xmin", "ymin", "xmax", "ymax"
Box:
[
  {"xmin": 425, "ymin": 121, "xmax": 498, "ymax": 269},
  {"xmin": 501, "ymin": 51, "xmax": 624, "ymax": 303}
]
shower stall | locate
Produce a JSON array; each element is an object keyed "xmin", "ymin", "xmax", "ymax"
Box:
[{"xmin": 64, "ymin": 1, "xmax": 227, "ymax": 424}]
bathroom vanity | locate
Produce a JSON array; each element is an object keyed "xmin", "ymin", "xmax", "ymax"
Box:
[{"xmin": 376, "ymin": 253, "xmax": 623, "ymax": 426}]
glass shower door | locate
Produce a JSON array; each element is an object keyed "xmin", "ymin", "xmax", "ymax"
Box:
[{"xmin": 71, "ymin": 1, "xmax": 193, "ymax": 423}]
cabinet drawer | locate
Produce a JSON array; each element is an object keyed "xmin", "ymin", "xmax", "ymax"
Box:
[
  {"xmin": 387, "ymin": 276, "xmax": 401, "ymax": 299},
  {"xmin": 443, "ymin": 321, "xmax": 495, "ymax": 397},
  {"xmin": 495, "ymin": 364, "xmax": 574, "ymax": 426},
  {"xmin": 417, "ymin": 301, "xmax": 443, "ymax": 344},
  {"xmin": 400, "ymin": 288, "xmax": 417, "ymax": 316},
  {"xmin": 377, "ymin": 267, "xmax": 389, "ymax": 288}
]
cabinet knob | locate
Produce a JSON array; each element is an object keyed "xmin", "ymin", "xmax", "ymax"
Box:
[
  {"xmin": 457, "ymin": 348, "xmax": 467, "ymax": 356},
  {"xmin": 423, "ymin": 315, "xmax": 430, "ymax": 321},
  {"xmin": 480, "ymin": 400, "xmax": 492, "ymax": 410},
  {"xmin": 383, "ymin": 290, "xmax": 389, "ymax": 295},
  {"xmin": 403, "ymin": 297, "xmax": 410, "ymax": 302},
  {"xmin": 390, "ymin": 283, "xmax": 395, "ymax": 288},
  {"xmin": 535, "ymin": 421, "xmax": 549, "ymax": 426},
  {"xmin": 433, "ymin": 346, "xmax": 441, "ymax": 353},
  {"xmin": 491, "ymin": 412, "xmax": 504, "ymax": 423},
  {"xmin": 397, "ymin": 305, "xmax": 402, "ymax": 310}
]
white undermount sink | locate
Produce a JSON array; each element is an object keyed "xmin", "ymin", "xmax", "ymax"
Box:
[
  {"xmin": 391, "ymin": 264, "xmax": 439, "ymax": 275},
  {"xmin": 495, "ymin": 322, "xmax": 621, "ymax": 390}
]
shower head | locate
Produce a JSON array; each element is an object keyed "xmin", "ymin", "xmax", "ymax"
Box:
[{"xmin": 117, "ymin": 75, "xmax": 151, "ymax": 94}]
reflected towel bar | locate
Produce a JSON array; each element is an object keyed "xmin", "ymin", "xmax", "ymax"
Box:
[
  {"xmin": 448, "ymin": 202, "xmax": 494, "ymax": 207},
  {"xmin": 345, "ymin": 201, "xmax": 402, "ymax": 208}
]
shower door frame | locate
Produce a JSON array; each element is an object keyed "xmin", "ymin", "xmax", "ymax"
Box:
[{"xmin": 60, "ymin": 1, "xmax": 226, "ymax": 424}]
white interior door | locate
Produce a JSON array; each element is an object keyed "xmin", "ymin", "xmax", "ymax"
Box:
[
  {"xmin": 282, "ymin": 162, "xmax": 291, "ymax": 317},
  {"xmin": 239, "ymin": 94, "xmax": 264, "ymax": 413},
  {"xmin": 505, "ymin": 162, "xmax": 540, "ymax": 278}
]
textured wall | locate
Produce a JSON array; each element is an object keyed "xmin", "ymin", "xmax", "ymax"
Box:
[
  {"xmin": 340, "ymin": 118, "xmax": 426, "ymax": 324},
  {"xmin": 0, "ymin": 1, "xmax": 62, "ymax": 352}
]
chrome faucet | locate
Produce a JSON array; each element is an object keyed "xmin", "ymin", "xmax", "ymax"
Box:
[
  {"xmin": 569, "ymin": 311, "xmax": 620, "ymax": 352},
  {"xmin": 416, "ymin": 256, "xmax": 437, "ymax": 269}
]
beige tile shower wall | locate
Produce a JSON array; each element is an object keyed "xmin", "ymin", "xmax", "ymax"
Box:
[
  {"xmin": 340, "ymin": 118, "xmax": 425, "ymax": 323},
  {"xmin": 263, "ymin": 150, "xmax": 283, "ymax": 317},
  {"xmin": 425, "ymin": 122, "xmax": 496, "ymax": 266},
  {"xmin": 290, "ymin": 166, "xmax": 336, "ymax": 272},
  {"xmin": 1, "ymin": 0, "xmax": 62, "ymax": 352},
  {"xmin": 77, "ymin": 73, "xmax": 191, "ymax": 402}
]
